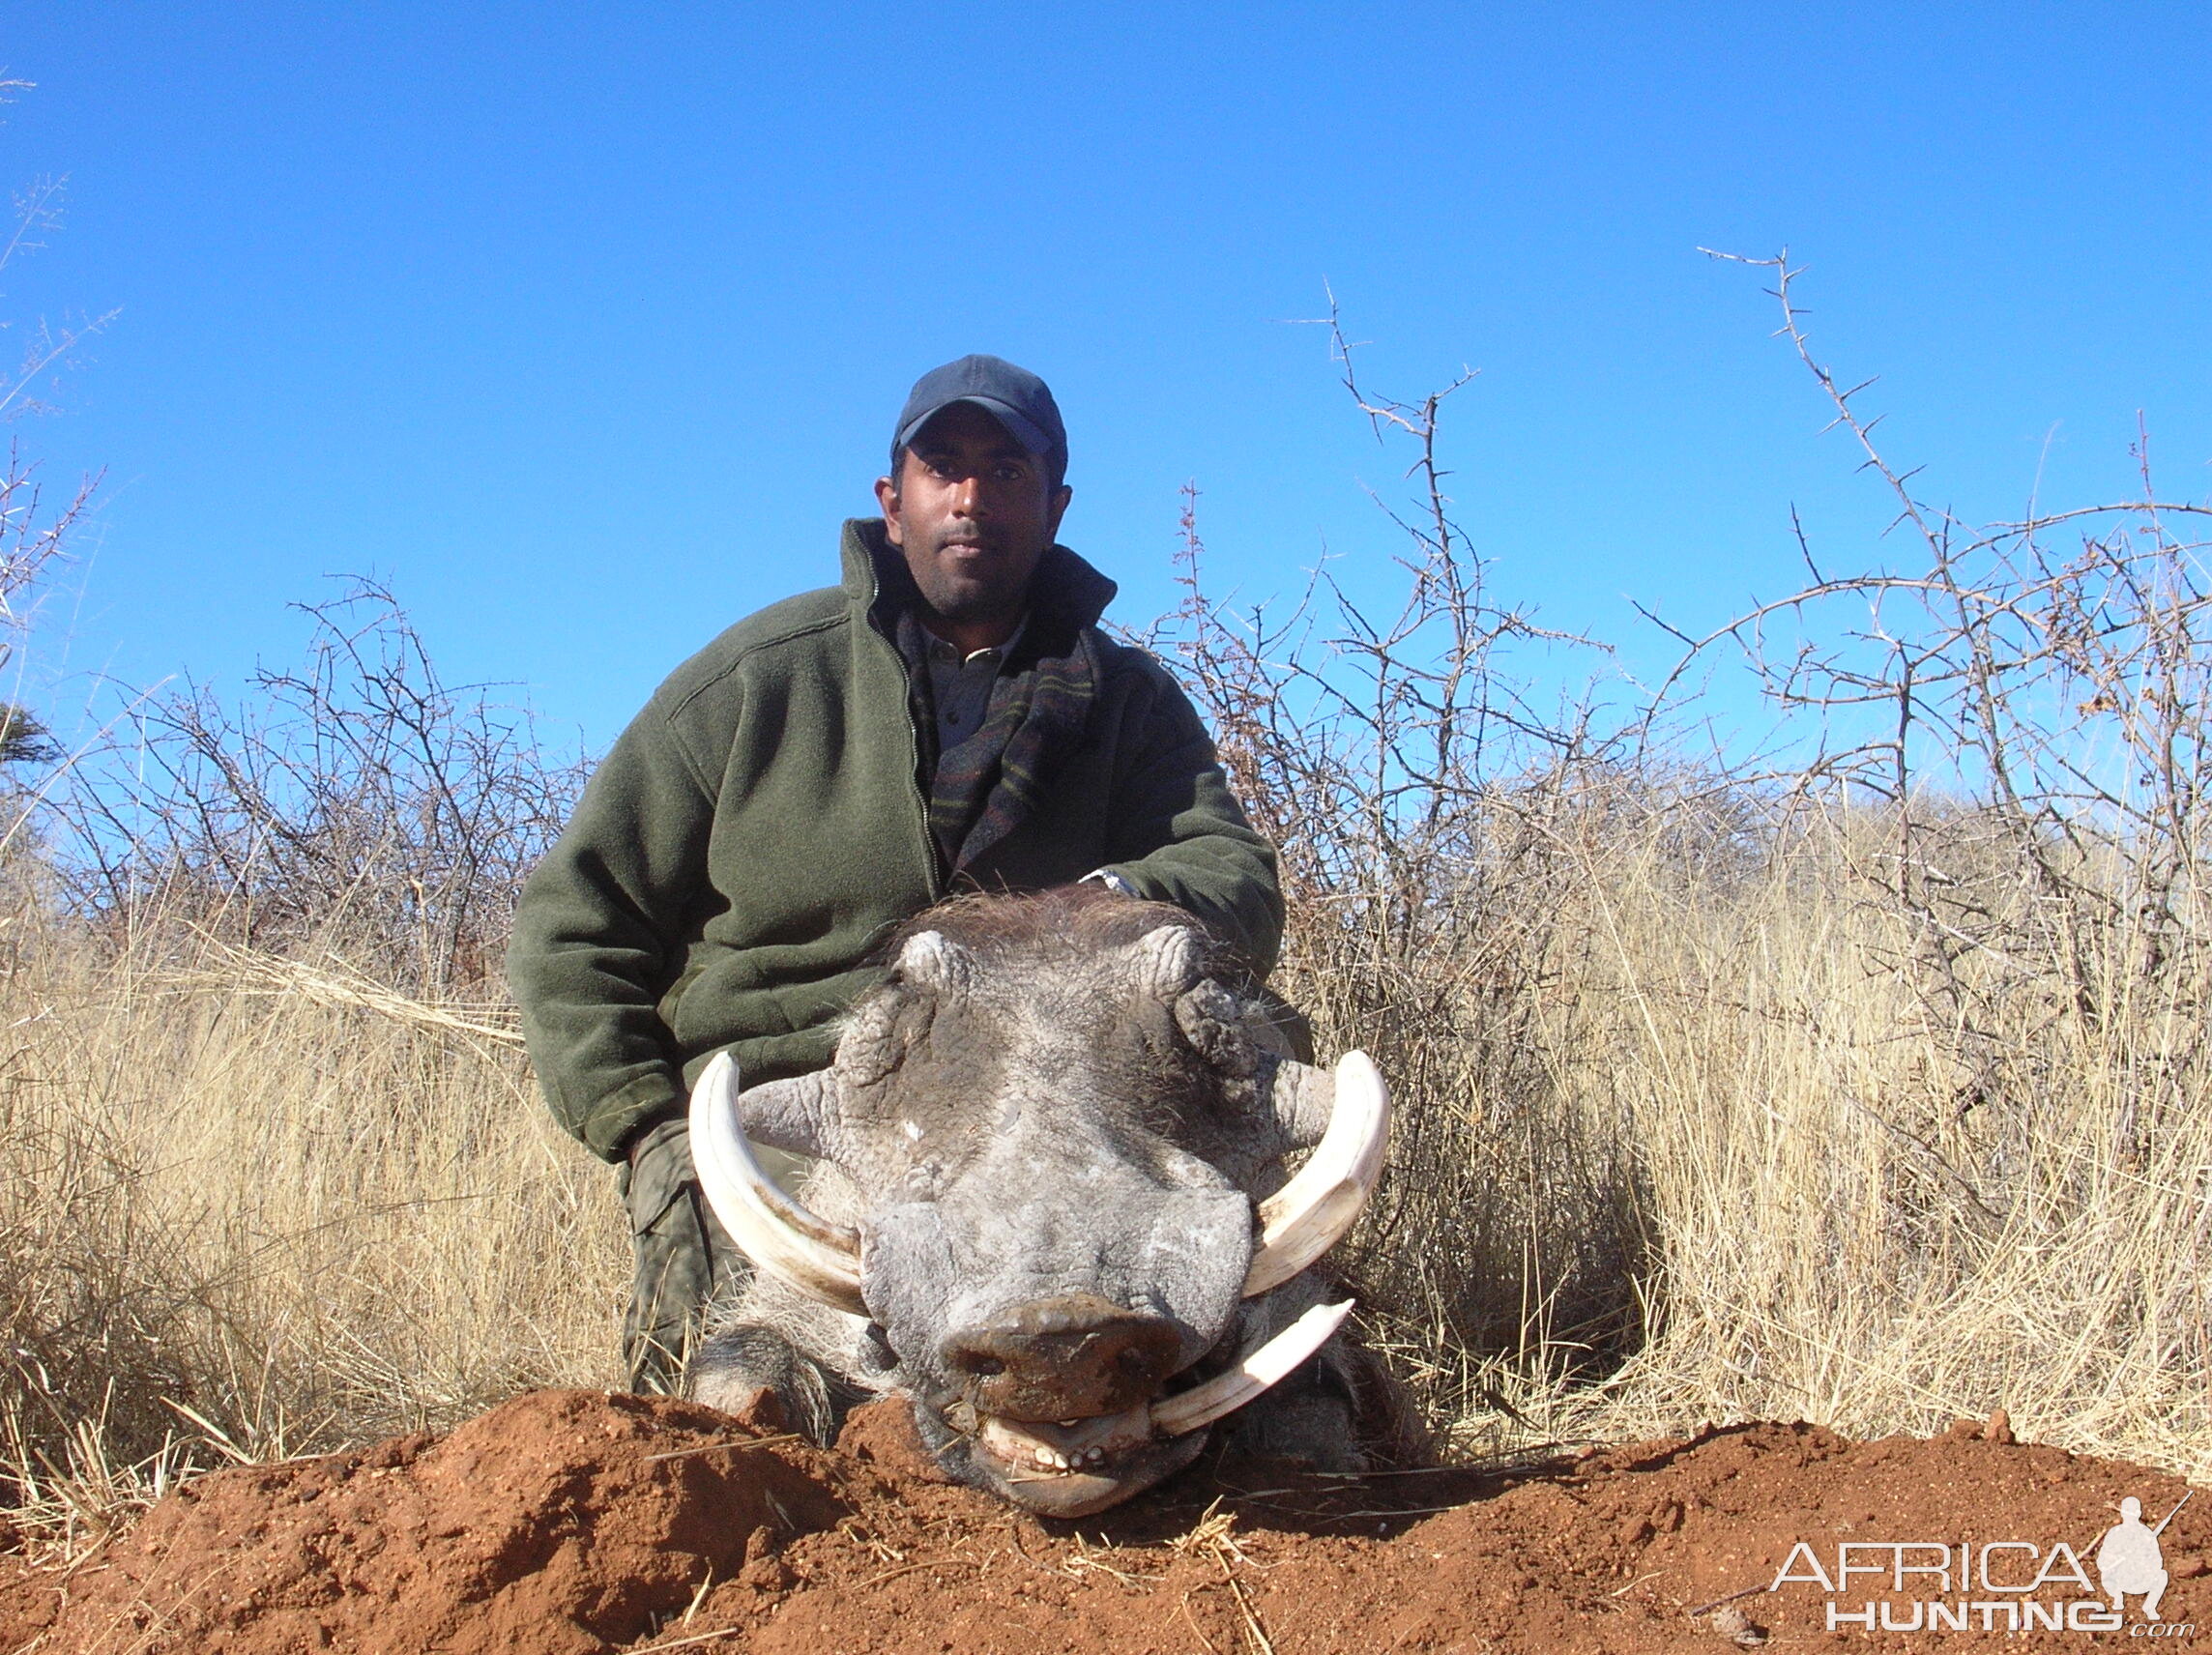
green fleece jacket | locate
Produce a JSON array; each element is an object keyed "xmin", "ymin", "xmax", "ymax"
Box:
[{"xmin": 508, "ymin": 518, "xmax": 1284, "ymax": 1162}]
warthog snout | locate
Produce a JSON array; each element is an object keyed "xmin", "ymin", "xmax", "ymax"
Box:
[{"xmin": 940, "ymin": 1292, "xmax": 1183, "ymax": 1421}]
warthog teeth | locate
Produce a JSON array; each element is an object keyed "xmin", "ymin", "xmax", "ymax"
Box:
[
  {"xmin": 977, "ymin": 1403, "xmax": 1151, "ymax": 1478},
  {"xmin": 1026, "ymin": 1444, "xmax": 1106, "ymax": 1470}
]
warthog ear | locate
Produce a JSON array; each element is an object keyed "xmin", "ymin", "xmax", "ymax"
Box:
[
  {"xmin": 734, "ymin": 1068, "xmax": 842, "ymax": 1158},
  {"xmin": 1132, "ymin": 923, "xmax": 1206, "ymax": 1002}
]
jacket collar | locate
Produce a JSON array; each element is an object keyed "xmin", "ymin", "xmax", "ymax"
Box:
[{"xmin": 838, "ymin": 517, "xmax": 1118, "ymax": 633}]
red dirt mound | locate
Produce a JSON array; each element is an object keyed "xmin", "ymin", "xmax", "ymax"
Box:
[{"xmin": 2, "ymin": 1391, "xmax": 2201, "ymax": 1653}]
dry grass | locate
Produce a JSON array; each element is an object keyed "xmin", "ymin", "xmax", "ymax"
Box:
[
  {"xmin": 0, "ymin": 785, "xmax": 2198, "ymax": 1601},
  {"xmin": 1575, "ymin": 824, "xmax": 2210, "ymax": 1475},
  {"xmin": 0, "ymin": 891, "xmax": 626, "ymax": 1555},
  {"xmin": 8, "ymin": 781, "xmax": 2206, "ymax": 1564},
  {"xmin": 1156, "ymin": 280, "xmax": 2212, "ymax": 1483},
  {"xmin": 1293, "ymin": 800, "xmax": 2212, "ymax": 1481}
]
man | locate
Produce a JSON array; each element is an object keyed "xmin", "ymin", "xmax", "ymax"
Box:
[{"xmin": 508, "ymin": 355, "xmax": 1285, "ymax": 1392}]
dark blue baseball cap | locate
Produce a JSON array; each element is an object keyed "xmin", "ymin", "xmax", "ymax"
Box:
[{"xmin": 891, "ymin": 355, "xmax": 1067, "ymax": 483}]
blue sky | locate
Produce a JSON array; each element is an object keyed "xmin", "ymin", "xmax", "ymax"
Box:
[{"xmin": 3, "ymin": 2, "xmax": 2206, "ymax": 758}]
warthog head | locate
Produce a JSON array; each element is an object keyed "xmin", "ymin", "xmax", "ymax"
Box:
[{"xmin": 688, "ymin": 891, "xmax": 1388, "ymax": 1517}]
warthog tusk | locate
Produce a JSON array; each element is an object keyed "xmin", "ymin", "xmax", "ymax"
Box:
[
  {"xmin": 689, "ymin": 1052, "xmax": 866, "ymax": 1316},
  {"xmin": 1243, "ymin": 1051, "xmax": 1389, "ymax": 1297},
  {"xmin": 1149, "ymin": 1299, "xmax": 1354, "ymax": 1437}
]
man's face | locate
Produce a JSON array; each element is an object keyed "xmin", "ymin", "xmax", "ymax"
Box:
[{"xmin": 874, "ymin": 402, "xmax": 1072, "ymax": 641}]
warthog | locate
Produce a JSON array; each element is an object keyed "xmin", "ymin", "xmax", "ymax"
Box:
[{"xmin": 685, "ymin": 888, "xmax": 1391, "ymax": 1518}]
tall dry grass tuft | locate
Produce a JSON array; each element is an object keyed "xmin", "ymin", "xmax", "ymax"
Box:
[
  {"xmin": 1322, "ymin": 801, "xmax": 2212, "ymax": 1477},
  {"xmin": 0, "ymin": 111, "xmax": 619, "ymax": 1553},
  {"xmin": 1564, "ymin": 811, "xmax": 2212, "ymax": 1471},
  {"xmin": 0, "ymin": 893, "xmax": 626, "ymax": 1553}
]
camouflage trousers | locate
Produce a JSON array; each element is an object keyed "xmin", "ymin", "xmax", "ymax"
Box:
[{"xmin": 615, "ymin": 1117, "xmax": 750, "ymax": 1394}]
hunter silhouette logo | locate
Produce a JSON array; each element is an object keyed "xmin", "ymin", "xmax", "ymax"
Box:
[
  {"xmin": 1770, "ymin": 1491, "xmax": 2196, "ymax": 1636},
  {"xmin": 2098, "ymin": 1495, "xmax": 2186, "ymax": 1622}
]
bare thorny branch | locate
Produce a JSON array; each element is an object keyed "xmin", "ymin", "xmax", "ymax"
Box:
[
  {"xmin": 1146, "ymin": 296, "xmax": 1626, "ymax": 899},
  {"xmin": 1669, "ymin": 250, "xmax": 2212, "ymax": 1118},
  {"xmin": 0, "ymin": 154, "xmax": 119, "ymax": 425},
  {"xmin": 53, "ymin": 579, "xmax": 587, "ymax": 994},
  {"xmin": 0, "ymin": 85, "xmax": 107, "ymax": 760}
]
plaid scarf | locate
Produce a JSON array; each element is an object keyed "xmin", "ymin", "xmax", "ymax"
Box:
[{"xmin": 871, "ymin": 547, "xmax": 1103, "ymax": 875}]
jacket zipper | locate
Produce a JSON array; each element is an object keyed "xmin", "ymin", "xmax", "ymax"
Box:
[
  {"xmin": 864, "ymin": 592, "xmax": 946, "ymax": 901},
  {"xmin": 905, "ymin": 719, "xmax": 944, "ymax": 900}
]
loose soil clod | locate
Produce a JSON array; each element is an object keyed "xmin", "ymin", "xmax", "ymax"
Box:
[{"xmin": 0, "ymin": 1389, "xmax": 2198, "ymax": 1652}]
